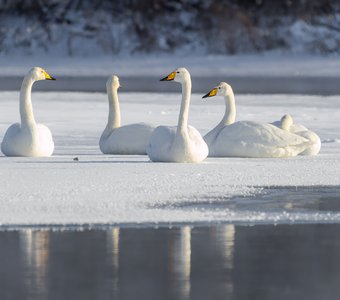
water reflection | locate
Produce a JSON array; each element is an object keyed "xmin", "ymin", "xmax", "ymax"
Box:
[
  {"xmin": 1, "ymin": 224, "xmax": 340, "ymax": 300},
  {"xmin": 107, "ymin": 227, "xmax": 120, "ymax": 295},
  {"xmin": 217, "ymin": 224, "xmax": 235, "ymax": 295},
  {"xmin": 172, "ymin": 226, "xmax": 191, "ymax": 300},
  {"xmin": 19, "ymin": 230, "xmax": 49, "ymax": 300},
  {"xmin": 217, "ymin": 224, "xmax": 235, "ymax": 268}
]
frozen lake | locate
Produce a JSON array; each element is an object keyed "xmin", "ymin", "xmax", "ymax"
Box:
[
  {"xmin": 0, "ymin": 91, "xmax": 339, "ymax": 227},
  {"xmin": 1, "ymin": 56, "xmax": 340, "ymax": 299}
]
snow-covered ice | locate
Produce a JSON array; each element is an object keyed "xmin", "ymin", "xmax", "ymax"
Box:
[{"xmin": 0, "ymin": 91, "xmax": 339, "ymax": 227}]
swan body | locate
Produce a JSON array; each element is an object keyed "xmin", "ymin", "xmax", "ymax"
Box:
[
  {"xmin": 274, "ymin": 114, "xmax": 321, "ymax": 156},
  {"xmin": 99, "ymin": 75, "xmax": 155, "ymax": 155},
  {"xmin": 203, "ymin": 82, "xmax": 311, "ymax": 158},
  {"xmin": 146, "ymin": 68, "xmax": 208, "ymax": 163},
  {"xmin": 1, "ymin": 67, "xmax": 55, "ymax": 157}
]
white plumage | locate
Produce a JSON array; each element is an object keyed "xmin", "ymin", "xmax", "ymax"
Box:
[
  {"xmin": 1, "ymin": 67, "xmax": 55, "ymax": 157},
  {"xmin": 273, "ymin": 114, "xmax": 321, "ymax": 156},
  {"xmin": 99, "ymin": 75, "xmax": 155, "ymax": 155},
  {"xmin": 203, "ymin": 82, "xmax": 311, "ymax": 158},
  {"xmin": 147, "ymin": 68, "xmax": 208, "ymax": 163}
]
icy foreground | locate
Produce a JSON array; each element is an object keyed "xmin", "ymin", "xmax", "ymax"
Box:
[{"xmin": 0, "ymin": 91, "xmax": 339, "ymax": 227}]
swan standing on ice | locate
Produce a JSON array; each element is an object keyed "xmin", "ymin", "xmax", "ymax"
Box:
[
  {"xmin": 275, "ymin": 114, "xmax": 321, "ymax": 156},
  {"xmin": 146, "ymin": 68, "xmax": 208, "ymax": 163},
  {"xmin": 202, "ymin": 82, "xmax": 311, "ymax": 158},
  {"xmin": 1, "ymin": 67, "xmax": 55, "ymax": 157},
  {"xmin": 99, "ymin": 75, "xmax": 155, "ymax": 155}
]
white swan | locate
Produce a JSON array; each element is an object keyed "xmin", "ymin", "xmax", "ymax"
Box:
[
  {"xmin": 202, "ymin": 82, "xmax": 312, "ymax": 158},
  {"xmin": 1, "ymin": 67, "xmax": 55, "ymax": 157},
  {"xmin": 146, "ymin": 68, "xmax": 208, "ymax": 163},
  {"xmin": 273, "ymin": 114, "xmax": 321, "ymax": 156},
  {"xmin": 99, "ymin": 75, "xmax": 155, "ymax": 155}
]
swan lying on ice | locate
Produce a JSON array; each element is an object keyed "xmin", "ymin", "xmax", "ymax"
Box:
[
  {"xmin": 273, "ymin": 114, "xmax": 321, "ymax": 156},
  {"xmin": 202, "ymin": 82, "xmax": 311, "ymax": 158},
  {"xmin": 1, "ymin": 67, "xmax": 55, "ymax": 157},
  {"xmin": 99, "ymin": 75, "xmax": 155, "ymax": 155},
  {"xmin": 146, "ymin": 68, "xmax": 208, "ymax": 163}
]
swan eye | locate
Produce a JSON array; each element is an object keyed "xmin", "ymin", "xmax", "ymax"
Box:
[
  {"xmin": 218, "ymin": 87, "xmax": 221, "ymax": 90},
  {"xmin": 176, "ymin": 71, "xmax": 180, "ymax": 74}
]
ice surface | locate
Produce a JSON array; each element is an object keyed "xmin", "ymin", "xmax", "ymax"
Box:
[{"xmin": 0, "ymin": 92, "xmax": 339, "ymax": 227}]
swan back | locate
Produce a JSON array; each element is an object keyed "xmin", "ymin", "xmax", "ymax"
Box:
[
  {"xmin": 279, "ymin": 114, "xmax": 321, "ymax": 155},
  {"xmin": 209, "ymin": 121, "xmax": 311, "ymax": 158}
]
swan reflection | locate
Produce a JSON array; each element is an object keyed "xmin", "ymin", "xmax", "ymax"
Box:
[
  {"xmin": 216, "ymin": 224, "xmax": 235, "ymax": 295},
  {"xmin": 107, "ymin": 227, "xmax": 120, "ymax": 294},
  {"xmin": 172, "ymin": 226, "xmax": 192, "ymax": 300},
  {"xmin": 19, "ymin": 230, "xmax": 49, "ymax": 297}
]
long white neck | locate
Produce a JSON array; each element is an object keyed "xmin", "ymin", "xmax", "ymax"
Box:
[
  {"xmin": 177, "ymin": 76, "xmax": 191, "ymax": 135},
  {"xmin": 20, "ymin": 76, "xmax": 36, "ymax": 129},
  {"xmin": 104, "ymin": 85, "xmax": 121, "ymax": 135},
  {"xmin": 221, "ymin": 88, "xmax": 236, "ymax": 126},
  {"xmin": 203, "ymin": 88, "xmax": 236, "ymax": 146}
]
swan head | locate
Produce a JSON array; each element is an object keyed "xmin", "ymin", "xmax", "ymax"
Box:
[
  {"xmin": 280, "ymin": 114, "xmax": 294, "ymax": 131},
  {"xmin": 160, "ymin": 67, "xmax": 190, "ymax": 84},
  {"xmin": 202, "ymin": 82, "xmax": 232, "ymax": 98},
  {"xmin": 29, "ymin": 67, "xmax": 56, "ymax": 81},
  {"xmin": 106, "ymin": 75, "xmax": 121, "ymax": 89}
]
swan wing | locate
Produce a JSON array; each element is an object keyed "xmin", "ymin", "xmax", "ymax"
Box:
[
  {"xmin": 294, "ymin": 129, "xmax": 321, "ymax": 156},
  {"xmin": 36, "ymin": 124, "xmax": 54, "ymax": 156},
  {"xmin": 101, "ymin": 123, "xmax": 155, "ymax": 155},
  {"xmin": 291, "ymin": 123, "xmax": 309, "ymax": 133},
  {"xmin": 146, "ymin": 125, "xmax": 176, "ymax": 162},
  {"xmin": 209, "ymin": 121, "xmax": 310, "ymax": 158},
  {"xmin": 272, "ymin": 119, "xmax": 320, "ymax": 155},
  {"xmin": 187, "ymin": 125, "xmax": 209, "ymax": 161},
  {"xmin": 1, "ymin": 123, "xmax": 22, "ymax": 156},
  {"xmin": 1, "ymin": 123, "xmax": 53, "ymax": 157}
]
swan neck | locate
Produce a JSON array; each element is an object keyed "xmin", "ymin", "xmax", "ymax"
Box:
[
  {"xmin": 177, "ymin": 78, "xmax": 191, "ymax": 133},
  {"xmin": 20, "ymin": 76, "xmax": 36, "ymax": 129},
  {"xmin": 222, "ymin": 90, "xmax": 236, "ymax": 125},
  {"xmin": 106, "ymin": 86, "xmax": 121, "ymax": 130}
]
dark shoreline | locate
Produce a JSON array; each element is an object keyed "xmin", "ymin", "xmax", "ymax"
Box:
[{"xmin": 1, "ymin": 75, "xmax": 339, "ymax": 95}]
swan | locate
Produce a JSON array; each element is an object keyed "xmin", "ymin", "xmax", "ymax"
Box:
[
  {"xmin": 273, "ymin": 114, "xmax": 321, "ymax": 155},
  {"xmin": 99, "ymin": 75, "xmax": 155, "ymax": 155},
  {"xmin": 1, "ymin": 67, "xmax": 55, "ymax": 157},
  {"xmin": 146, "ymin": 68, "xmax": 208, "ymax": 163},
  {"xmin": 202, "ymin": 82, "xmax": 312, "ymax": 158}
]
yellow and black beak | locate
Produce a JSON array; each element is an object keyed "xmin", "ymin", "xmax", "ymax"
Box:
[
  {"xmin": 160, "ymin": 71, "xmax": 176, "ymax": 81},
  {"xmin": 202, "ymin": 87, "xmax": 218, "ymax": 98},
  {"xmin": 43, "ymin": 70, "xmax": 56, "ymax": 81}
]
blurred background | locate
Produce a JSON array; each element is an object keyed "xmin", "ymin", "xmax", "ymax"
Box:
[{"xmin": 0, "ymin": 0, "xmax": 339, "ymax": 57}]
